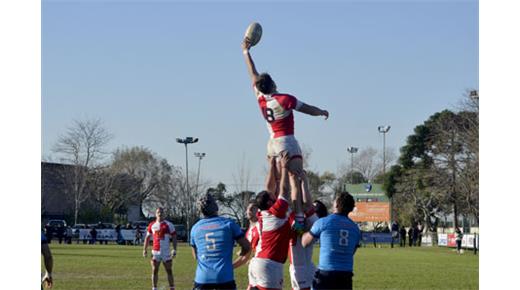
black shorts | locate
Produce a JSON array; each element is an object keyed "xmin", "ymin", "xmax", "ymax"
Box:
[
  {"xmin": 193, "ymin": 280, "xmax": 237, "ymax": 290},
  {"xmin": 313, "ymin": 269, "xmax": 353, "ymax": 290}
]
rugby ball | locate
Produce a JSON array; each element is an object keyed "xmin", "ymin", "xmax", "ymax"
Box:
[{"xmin": 244, "ymin": 22, "xmax": 262, "ymax": 46}]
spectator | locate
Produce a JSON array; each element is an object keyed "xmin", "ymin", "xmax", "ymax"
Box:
[
  {"xmin": 408, "ymin": 227, "xmax": 414, "ymax": 247},
  {"xmin": 115, "ymin": 224, "xmax": 124, "ymax": 245},
  {"xmin": 65, "ymin": 226, "xmax": 73, "ymax": 244},
  {"xmin": 412, "ymin": 224, "xmax": 419, "ymax": 246},
  {"xmin": 134, "ymin": 225, "xmax": 143, "ymax": 245},
  {"xmin": 399, "ymin": 226, "xmax": 407, "ymax": 247},
  {"xmin": 455, "ymin": 228, "xmax": 464, "ymax": 254},
  {"xmin": 417, "ymin": 224, "xmax": 423, "ymax": 247},
  {"xmin": 56, "ymin": 224, "xmax": 64, "ymax": 244},
  {"xmin": 391, "ymin": 221, "xmax": 399, "ymax": 248},
  {"xmin": 90, "ymin": 227, "xmax": 97, "ymax": 244}
]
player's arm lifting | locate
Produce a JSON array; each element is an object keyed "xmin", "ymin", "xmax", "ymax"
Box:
[
  {"xmin": 242, "ymin": 39, "xmax": 259, "ymax": 85},
  {"xmin": 302, "ymin": 232, "xmax": 316, "ymax": 248},
  {"xmin": 279, "ymin": 152, "xmax": 291, "ymax": 202},
  {"xmin": 265, "ymin": 156, "xmax": 279, "ymax": 198},
  {"xmin": 296, "ymin": 103, "xmax": 329, "ymax": 120},
  {"xmin": 232, "ymin": 237, "xmax": 252, "ymax": 268}
]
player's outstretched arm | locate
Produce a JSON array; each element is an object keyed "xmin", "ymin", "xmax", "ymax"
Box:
[
  {"xmin": 279, "ymin": 152, "xmax": 291, "ymax": 202},
  {"xmin": 265, "ymin": 156, "xmax": 279, "ymax": 198},
  {"xmin": 232, "ymin": 237, "xmax": 252, "ymax": 268},
  {"xmin": 301, "ymin": 171, "xmax": 313, "ymax": 213},
  {"xmin": 242, "ymin": 39, "xmax": 259, "ymax": 85},
  {"xmin": 296, "ymin": 103, "xmax": 329, "ymax": 120}
]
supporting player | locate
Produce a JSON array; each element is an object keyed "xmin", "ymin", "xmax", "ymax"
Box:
[
  {"xmin": 232, "ymin": 201, "xmax": 260, "ymax": 290},
  {"xmin": 143, "ymin": 207, "xmax": 177, "ymax": 290},
  {"xmin": 249, "ymin": 152, "xmax": 293, "ymax": 290},
  {"xmin": 241, "ymin": 39, "xmax": 329, "ymax": 232},
  {"xmin": 302, "ymin": 192, "xmax": 361, "ymax": 290},
  {"xmin": 289, "ymin": 172, "xmax": 320, "ymax": 290},
  {"xmin": 191, "ymin": 193, "xmax": 251, "ymax": 290}
]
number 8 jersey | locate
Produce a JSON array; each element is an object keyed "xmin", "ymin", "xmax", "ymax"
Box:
[{"xmin": 255, "ymin": 86, "xmax": 304, "ymax": 139}]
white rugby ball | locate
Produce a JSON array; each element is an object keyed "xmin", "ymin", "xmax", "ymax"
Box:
[{"xmin": 244, "ymin": 22, "xmax": 262, "ymax": 46}]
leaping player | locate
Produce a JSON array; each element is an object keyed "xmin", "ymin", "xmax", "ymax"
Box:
[
  {"xmin": 143, "ymin": 207, "xmax": 177, "ymax": 290},
  {"xmin": 241, "ymin": 39, "xmax": 329, "ymax": 232}
]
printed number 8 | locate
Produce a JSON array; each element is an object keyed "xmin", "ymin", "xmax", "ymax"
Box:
[
  {"xmin": 205, "ymin": 232, "xmax": 216, "ymax": 251},
  {"xmin": 264, "ymin": 108, "xmax": 275, "ymax": 122},
  {"xmin": 339, "ymin": 229, "xmax": 349, "ymax": 246}
]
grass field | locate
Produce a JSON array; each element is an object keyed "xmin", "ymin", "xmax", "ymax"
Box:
[{"xmin": 44, "ymin": 243, "xmax": 478, "ymax": 289}]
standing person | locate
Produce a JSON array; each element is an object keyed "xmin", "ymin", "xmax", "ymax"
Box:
[
  {"xmin": 399, "ymin": 226, "xmax": 407, "ymax": 247},
  {"xmin": 134, "ymin": 225, "xmax": 143, "ymax": 246},
  {"xmin": 249, "ymin": 152, "xmax": 294, "ymax": 290},
  {"xmin": 412, "ymin": 224, "xmax": 419, "ymax": 247},
  {"xmin": 407, "ymin": 226, "xmax": 413, "ymax": 247},
  {"xmin": 191, "ymin": 193, "xmax": 251, "ymax": 290},
  {"xmin": 233, "ymin": 201, "xmax": 260, "ymax": 290},
  {"xmin": 89, "ymin": 226, "xmax": 97, "ymax": 245},
  {"xmin": 41, "ymin": 231, "xmax": 54, "ymax": 289},
  {"xmin": 143, "ymin": 208, "xmax": 177, "ymax": 290},
  {"xmin": 241, "ymin": 39, "xmax": 329, "ymax": 231},
  {"xmin": 455, "ymin": 228, "xmax": 464, "ymax": 254},
  {"xmin": 417, "ymin": 224, "xmax": 423, "ymax": 247},
  {"xmin": 390, "ymin": 221, "xmax": 399, "ymax": 248},
  {"xmin": 301, "ymin": 192, "xmax": 361, "ymax": 290}
]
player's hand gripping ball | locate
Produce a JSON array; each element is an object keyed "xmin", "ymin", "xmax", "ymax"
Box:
[{"xmin": 244, "ymin": 22, "xmax": 262, "ymax": 47}]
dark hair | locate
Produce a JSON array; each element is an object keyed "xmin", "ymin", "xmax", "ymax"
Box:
[
  {"xmin": 255, "ymin": 73, "xmax": 276, "ymax": 94},
  {"xmin": 255, "ymin": 191, "xmax": 273, "ymax": 211},
  {"xmin": 313, "ymin": 200, "xmax": 328, "ymax": 218},
  {"xmin": 336, "ymin": 191, "xmax": 355, "ymax": 216}
]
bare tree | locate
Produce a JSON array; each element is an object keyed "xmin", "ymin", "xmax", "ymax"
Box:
[
  {"xmin": 355, "ymin": 147, "xmax": 379, "ymax": 181},
  {"xmin": 52, "ymin": 119, "xmax": 113, "ymax": 224}
]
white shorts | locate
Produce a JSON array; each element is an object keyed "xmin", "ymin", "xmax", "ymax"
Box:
[
  {"xmin": 151, "ymin": 249, "xmax": 172, "ymax": 262},
  {"xmin": 289, "ymin": 236, "xmax": 316, "ymax": 289},
  {"xmin": 267, "ymin": 135, "xmax": 302, "ymax": 158},
  {"xmin": 249, "ymin": 257, "xmax": 284, "ymax": 289}
]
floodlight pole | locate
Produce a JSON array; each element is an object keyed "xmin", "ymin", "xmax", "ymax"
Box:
[
  {"xmin": 347, "ymin": 147, "xmax": 358, "ymax": 184},
  {"xmin": 176, "ymin": 137, "xmax": 198, "ymax": 242},
  {"xmin": 378, "ymin": 125, "xmax": 391, "ymax": 222},
  {"xmin": 194, "ymin": 152, "xmax": 206, "ymax": 195}
]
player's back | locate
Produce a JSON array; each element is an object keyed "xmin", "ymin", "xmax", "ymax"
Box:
[
  {"xmin": 190, "ymin": 216, "xmax": 244, "ymax": 284},
  {"xmin": 311, "ymin": 214, "xmax": 360, "ymax": 272},
  {"xmin": 257, "ymin": 93, "xmax": 303, "ymax": 138},
  {"xmin": 256, "ymin": 198, "xmax": 292, "ymax": 263}
]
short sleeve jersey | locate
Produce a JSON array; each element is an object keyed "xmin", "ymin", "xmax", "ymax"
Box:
[
  {"xmin": 310, "ymin": 213, "xmax": 361, "ymax": 272},
  {"xmin": 190, "ymin": 216, "xmax": 245, "ymax": 284},
  {"xmin": 146, "ymin": 220, "xmax": 176, "ymax": 252},
  {"xmin": 254, "ymin": 86, "xmax": 304, "ymax": 139},
  {"xmin": 255, "ymin": 197, "xmax": 292, "ymax": 263}
]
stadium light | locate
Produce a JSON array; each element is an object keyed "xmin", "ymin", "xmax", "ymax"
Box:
[
  {"xmin": 176, "ymin": 137, "xmax": 199, "ymax": 240},
  {"xmin": 469, "ymin": 90, "xmax": 479, "ymax": 99},
  {"xmin": 347, "ymin": 146, "xmax": 358, "ymax": 184},
  {"xmin": 194, "ymin": 152, "xmax": 206, "ymax": 195},
  {"xmin": 377, "ymin": 126, "xmax": 391, "ymax": 176}
]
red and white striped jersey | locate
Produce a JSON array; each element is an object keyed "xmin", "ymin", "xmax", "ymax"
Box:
[
  {"xmin": 255, "ymin": 86, "xmax": 304, "ymax": 139},
  {"xmin": 246, "ymin": 222, "xmax": 260, "ymax": 252},
  {"xmin": 255, "ymin": 197, "xmax": 293, "ymax": 263},
  {"xmin": 146, "ymin": 220, "xmax": 176, "ymax": 252}
]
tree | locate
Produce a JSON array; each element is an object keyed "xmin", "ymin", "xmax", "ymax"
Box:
[
  {"xmin": 110, "ymin": 147, "xmax": 177, "ymax": 219},
  {"xmin": 52, "ymin": 118, "xmax": 113, "ymax": 224}
]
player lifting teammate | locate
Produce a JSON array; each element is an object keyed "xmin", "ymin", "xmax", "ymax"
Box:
[{"xmin": 241, "ymin": 38, "xmax": 329, "ymax": 232}]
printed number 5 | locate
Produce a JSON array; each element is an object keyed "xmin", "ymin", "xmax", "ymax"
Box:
[
  {"xmin": 205, "ymin": 232, "xmax": 216, "ymax": 251},
  {"xmin": 339, "ymin": 229, "xmax": 349, "ymax": 246}
]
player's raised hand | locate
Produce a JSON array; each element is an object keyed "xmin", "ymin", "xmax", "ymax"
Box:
[
  {"xmin": 242, "ymin": 38, "xmax": 252, "ymax": 52},
  {"xmin": 279, "ymin": 151, "xmax": 291, "ymax": 169}
]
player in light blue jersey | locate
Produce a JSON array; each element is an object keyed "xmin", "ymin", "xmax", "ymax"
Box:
[
  {"xmin": 302, "ymin": 191, "xmax": 360, "ymax": 290},
  {"xmin": 190, "ymin": 193, "xmax": 251, "ymax": 290}
]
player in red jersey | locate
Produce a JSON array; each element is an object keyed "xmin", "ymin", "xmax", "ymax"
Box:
[
  {"xmin": 249, "ymin": 152, "xmax": 295, "ymax": 290},
  {"xmin": 233, "ymin": 201, "xmax": 260, "ymax": 290},
  {"xmin": 143, "ymin": 207, "xmax": 177, "ymax": 290},
  {"xmin": 242, "ymin": 39, "xmax": 329, "ymax": 231}
]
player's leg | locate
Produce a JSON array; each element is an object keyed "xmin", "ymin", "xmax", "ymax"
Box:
[
  {"xmin": 163, "ymin": 259, "xmax": 175, "ymax": 289},
  {"xmin": 151, "ymin": 258, "xmax": 160, "ymax": 289}
]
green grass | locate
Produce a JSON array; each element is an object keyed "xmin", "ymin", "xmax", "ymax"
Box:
[{"xmin": 44, "ymin": 243, "xmax": 478, "ymax": 289}]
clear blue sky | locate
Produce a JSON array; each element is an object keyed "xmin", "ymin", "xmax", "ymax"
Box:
[{"xmin": 42, "ymin": 0, "xmax": 478, "ymax": 191}]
